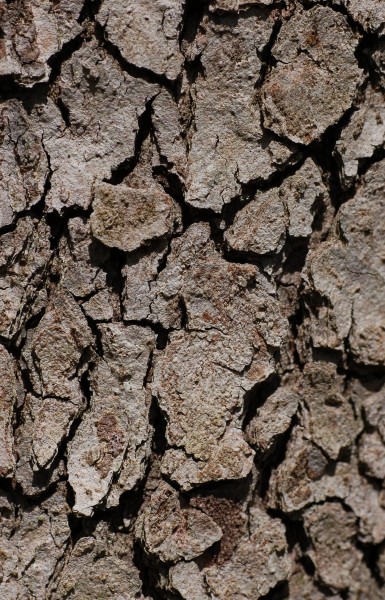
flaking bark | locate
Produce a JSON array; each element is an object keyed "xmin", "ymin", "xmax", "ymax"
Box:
[{"xmin": 1, "ymin": 1, "xmax": 385, "ymax": 598}]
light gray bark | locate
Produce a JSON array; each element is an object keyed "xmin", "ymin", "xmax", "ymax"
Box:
[{"xmin": 0, "ymin": 0, "xmax": 385, "ymax": 598}]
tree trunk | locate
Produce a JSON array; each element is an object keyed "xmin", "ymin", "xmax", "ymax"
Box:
[{"xmin": 1, "ymin": 0, "xmax": 385, "ymax": 598}]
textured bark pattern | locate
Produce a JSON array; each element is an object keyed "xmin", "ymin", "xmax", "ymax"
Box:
[{"xmin": 0, "ymin": 1, "xmax": 385, "ymax": 598}]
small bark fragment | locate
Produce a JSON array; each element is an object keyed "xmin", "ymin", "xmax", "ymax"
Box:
[
  {"xmin": 335, "ymin": 84, "xmax": 385, "ymax": 187},
  {"xmin": 0, "ymin": 0, "xmax": 82, "ymax": 86},
  {"xmin": 246, "ymin": 386, "xmax": 299, "ymax": 455},
  {"xmin": 68, "ymin": 323, "xmax": 155, "ymax": 516},
  {"xmin": 307, "ymin": 160, "xmax": 385, "ymax": 363},
  {"xmin": 0, "ymin": 346, "xmax": 19, "ymax": 477},
  {"xmin": 0, "ymin": 100, "xmax": 49, "ymax": 228},
  {"xmin": 205, "ymin": 504, "xmax": 291, "ymax": 599},
  {"xmin": 97, "ymin": 0, "xmax": 185, "ymax": 80},
  {"xmin": 135, "ymin": 481, "xmax": 222, "ymax": 563},
  {"xmin": 0, "ymin": 484, "xmax": 70, "ymax": 599},
  {"xmin": 43, "ymin": 41, "xmax": 158, "ymax": 213},
  {"xmin": 185, "ymin": 9, "xmax": 296, "ymax": 212},
  {"xmin": 262, "ymin": 6, "xmax": 362, "ymax": 144},
  {"xmin": 152, "ymin": 223, "xmax": 286, "ymax": 489},
  {"xmin": 0, "ymin": 217, "xmax": 51, "ymax": 340},
  {"xmin": 51, "ymin": 523, "xmax": 144, "ymax": 600},
  {"xmin": 225, "ymin": 158, "xmax": 327, "ymax": 256}
]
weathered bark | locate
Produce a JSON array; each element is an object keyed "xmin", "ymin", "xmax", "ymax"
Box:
[{"xmin": 0, "ymin": 0, "xmax": 384, "ymax": 598}]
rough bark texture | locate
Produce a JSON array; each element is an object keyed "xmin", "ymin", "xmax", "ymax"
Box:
[{"xmin": 0, "ymin": 1, "xmax": 385, "ymax": 599}]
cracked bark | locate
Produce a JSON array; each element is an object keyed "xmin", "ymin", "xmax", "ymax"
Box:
[{"xmin": 1, "ymin": 0, "xmax": 385, "ymax": 598}]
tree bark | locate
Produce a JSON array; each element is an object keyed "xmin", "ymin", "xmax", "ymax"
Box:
[{"xmin": 0, "ymin": 0, "xmax": 385, "ymax": 598}]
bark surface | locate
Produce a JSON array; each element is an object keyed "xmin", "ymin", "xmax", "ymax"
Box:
[{"xmin": 0, "ymin": 0, "xmax": 385, "ymax": 598}]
